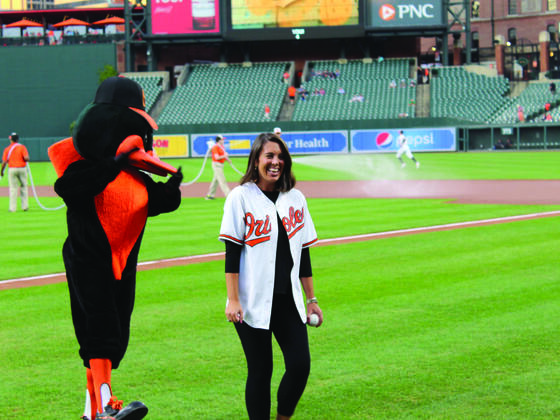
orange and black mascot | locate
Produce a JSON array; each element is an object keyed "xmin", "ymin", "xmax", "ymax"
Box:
[{"xmin": 49, "ymin": 76, "xmax": 183, "ymax": 420}]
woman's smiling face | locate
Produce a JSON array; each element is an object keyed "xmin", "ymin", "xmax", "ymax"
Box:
[{"xmin": 256, "ymin": 140, "xmax": 284, "ymax": 191}]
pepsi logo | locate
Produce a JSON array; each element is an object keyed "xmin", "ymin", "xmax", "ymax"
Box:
[
  {"xmin": 376, "ymin": 132, "xmax": 393, "ymax": 148},
  {"xmin": 379, "ymin": 4, "xmax": 396, "ymax": 21}
]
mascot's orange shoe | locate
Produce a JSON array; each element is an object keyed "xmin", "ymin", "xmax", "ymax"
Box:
[{"xmin": 95, "ymin": 396, "xmax": 148, "ymax": 420}]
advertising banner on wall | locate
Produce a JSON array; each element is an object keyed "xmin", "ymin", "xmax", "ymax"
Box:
[
  {"xmin": 153, "ymin": 134, "xmax": 189, "ymax": 157},
  {"xmin": 366, "ymin": 0, "xmax": 444, "ymax": 29},
  {"xmin": 151, "ymin": 0, "xmax": 220, "ymax": 35},
  {"xmin": 192, "ymin": 131, "xmax": 348, "ymax": 157},
  {"xmin": 351, "ymin": 128, "xmax": 456, "ymax": 153}
]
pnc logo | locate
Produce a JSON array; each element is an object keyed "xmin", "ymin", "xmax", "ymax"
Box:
[
  {"xmin": 379, "ymin": 4, "xmax": 396, "ymax": 21},
  {"xmin": 376, "ymin": 132, "xmax": 393, "ymax": 148},
  {"xmin": 378, "ymin": 2, "xmax": 437, "ymax": 21}
]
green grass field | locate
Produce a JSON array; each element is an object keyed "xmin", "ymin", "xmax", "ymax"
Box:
[{"xmin": 1, "ymin": 151, "xmax": 560, "ymax": 419}]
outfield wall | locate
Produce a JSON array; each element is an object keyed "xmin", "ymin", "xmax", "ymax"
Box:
[
  {"xmin": 0, "ymin": 43, "xmax": 117, "ymax": 139},
  {"xmin": 3, "ymin": 120, "xmax": 560, "ymax": 162},
  {"xmin": 0, "ymin": 44, "xmax": 559, "ymax": 160}
]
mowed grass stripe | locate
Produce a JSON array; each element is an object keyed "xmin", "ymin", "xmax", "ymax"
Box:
[
  {"xmin": 3, "ymin": 195, "xmax": 559, "ymax": 281},
  {"xmin": 1, "ymin": 217, "xmax": 559, "ymax": 418},
  {"xmin": 3, "ymin": 209, "xmax": 559, "ymax": 286}
]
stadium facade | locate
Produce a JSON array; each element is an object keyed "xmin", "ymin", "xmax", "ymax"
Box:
[{"xmin": 1, "ymin": 0, "xmax": 560, "ymax": 158}]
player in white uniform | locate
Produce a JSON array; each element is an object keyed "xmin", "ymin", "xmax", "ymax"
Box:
[
  {"xmin": 396, "ymin": 130, "xmax": 420, "ymax": 168},
  {"xmin": 220, "ymin": 132, "xmax": 323, "ymax": 420}
]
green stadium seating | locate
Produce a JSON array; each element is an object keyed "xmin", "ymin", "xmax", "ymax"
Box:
[
  {"xmin": 292, "ymin": 58, "xmax": 416, "ymax": 121},
  {"xmin": 126, "ymin": 74, "xmax": 164, "ymax": 113},
  {"xmin": 502, "ymin": 82, "xmax": 560, "ymax": 124},
  {"xmin": 430, "ymin": 67, "xmax": 560, "ymax": 124},
  {"xmin": 430, "ymin": 66, "xmax": 511, "ymax": 123},
  {"xmin": 158, "ymin": 62, "xmax": 291, "ymax": 125}
]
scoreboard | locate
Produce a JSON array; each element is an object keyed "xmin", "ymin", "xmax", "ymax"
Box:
[
  {"xmin": 226, "ymin": 0, "xmax": 363, "ymax": 41},
  {"xmin": 148, "ymin": 0, "xmax": 444, "ymax": 38}
]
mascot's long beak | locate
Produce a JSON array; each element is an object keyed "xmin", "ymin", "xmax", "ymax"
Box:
[{"xmin": 117, "ymin": 135, "xmax": 178, "ymax": 177}]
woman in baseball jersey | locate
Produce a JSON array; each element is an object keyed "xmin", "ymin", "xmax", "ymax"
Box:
[{"xmin": 220, "ymin": 132, "xmax": 323, "ymax": 420}]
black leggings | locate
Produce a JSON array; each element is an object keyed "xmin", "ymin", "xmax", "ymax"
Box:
[{"xmin": 234, "ymin": 294, "xmax": 310, "ymax": 420}]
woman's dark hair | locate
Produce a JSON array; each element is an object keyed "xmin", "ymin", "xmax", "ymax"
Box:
[{"xmin": 240, "ymin": 132, "xmax": 295, "ymax": 192}]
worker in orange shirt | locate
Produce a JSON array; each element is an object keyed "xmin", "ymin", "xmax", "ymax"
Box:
[
  {"xmin": 288, "ymin": 85, "xmax": 297, "ymax": 104},
  {"xmin": 1, "ymin": 132, "xmax": 29, "ymax": 212},
  {"xmin": 206, "ymin": 134, "xmax": 231, "ymax": 200}
]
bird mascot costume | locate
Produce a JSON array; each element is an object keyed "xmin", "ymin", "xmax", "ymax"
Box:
[{"xmin": 48, "ymin": 76, "xmax": 183, "ymax": 420}]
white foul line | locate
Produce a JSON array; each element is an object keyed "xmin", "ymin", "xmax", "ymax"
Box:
[
  {"xmin": 2, "ymin": 210, "xmax": 560, "ymax": 288},
  {"xmin": 316, "ymin": 210, "xmax": 560, "ymax": 245}
]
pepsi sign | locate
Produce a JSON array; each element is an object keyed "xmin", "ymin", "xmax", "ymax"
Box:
[
  {"xmin": 367, "ymin": 0, "xmax": 444, "ymax": 29},
  {"xmin": 351, "ymin": 128, "xmax": 456, "ymax": 153}
]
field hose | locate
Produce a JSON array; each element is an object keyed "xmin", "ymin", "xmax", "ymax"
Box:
[
  {"xmin": 25, "ymin": 144, "xmax": 244, "ymax": 211},
  {"xmin": 26, "ymin": 163, "xmax": 66, "ymax": 211}
]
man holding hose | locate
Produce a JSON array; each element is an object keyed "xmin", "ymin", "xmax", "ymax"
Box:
[{"xmin": 1, "ymin": 132, "xmax": 29, "ymax": 212}]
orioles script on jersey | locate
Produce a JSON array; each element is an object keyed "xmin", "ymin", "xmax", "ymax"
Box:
[
  {"xmin": 244, "ymin": 206, "xmax": 305, "ymax": 247},
  {"xmin": 244, "ymin": 212, "xmax": 271, "ymax": 246},
  {"xmin": 282, "ymin": 206, "xmax": 305, "ymax": 240}
]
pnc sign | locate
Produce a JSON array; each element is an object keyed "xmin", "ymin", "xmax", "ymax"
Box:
[{"xmin": 368, "ymin": 0, "xmax": 443, "ymax": 29}]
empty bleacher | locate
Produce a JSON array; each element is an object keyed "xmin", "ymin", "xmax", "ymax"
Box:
[
  {"xmin": 157, "ymin": 62, "xmax": 290, "ymax": 125},
  {"xmin": 430, "ymin": 66, "xmax": 511, "ymax": 123},
  {"xmin": 144, "ymin": 59, "xmax": 560, "ymax": 131},
  {"xmin": 125, "ymin": 73, "xmax": 165, "ymax": 113},
  {"xmin": 490, "ymin": 82, "xmax": 560, "ymax": 124},
  {"xmin": 291, "ymin": 58, "xmax": 416, "ymax": 121}
]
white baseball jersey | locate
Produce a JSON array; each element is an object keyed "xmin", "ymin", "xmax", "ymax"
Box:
[
  {"xmin": 219, "ymin": 182, "xmax": 318, "ymax": 330},
  {"xmin": 396, "ymin": 133, "xmax": 413, "ymax": 159}
]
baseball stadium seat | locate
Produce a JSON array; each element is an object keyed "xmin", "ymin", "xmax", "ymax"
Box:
[
  {"xmin": 157, "ymin": 62, "xmax": 291, "ymax": 125},
  {"xmin": 292, "ymin": 58, "xmax": 416, "ymax": 121}
]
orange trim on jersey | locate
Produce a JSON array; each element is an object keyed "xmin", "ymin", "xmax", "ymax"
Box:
[
  {"xmin": 219, "ymin": 234, "xmax": 244, "ymax": 245},
  {"xmin": 245, "ymin": 236, "xmax": 271, "ymax": 247},
  {"xmin": 302, "ymin": 237, "xmax": 318, "ymax": 247}
]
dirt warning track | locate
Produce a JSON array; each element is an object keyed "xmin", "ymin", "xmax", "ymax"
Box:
[{"xmin": 9, "ymin": 179, "xmax": 560, "ymax": 205}]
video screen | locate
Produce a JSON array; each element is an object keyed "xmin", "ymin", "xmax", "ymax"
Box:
[
  {"xmin": 151, "ymin": 0, "xmax": 221, "ymax": 36},
  {"xmin": 231, "ymin": 0, "xmax": 360, "ymax": 29}
]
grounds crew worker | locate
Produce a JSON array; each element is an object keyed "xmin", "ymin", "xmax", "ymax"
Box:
[
  {"xmin": 1, "ymin": 132, "xmax": 29, "ymax": 212},
  {"xmin": 206, "ymin": 134, "xmax": 231, "ymax": 200}
]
